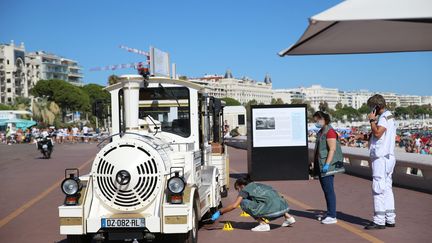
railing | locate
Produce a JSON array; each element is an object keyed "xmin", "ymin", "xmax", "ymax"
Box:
[
  {"xmin": 224, "ymin": 137, "xmax": 432, "ymax": 193},
  {"xmin": 310, "ymin": 144, "xmax": 432, "ymax": 193}
]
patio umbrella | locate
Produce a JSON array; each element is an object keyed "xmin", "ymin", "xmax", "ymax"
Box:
[{"xmin": 279, "ymin": 0, "xmax": 432, "ymax": 56}]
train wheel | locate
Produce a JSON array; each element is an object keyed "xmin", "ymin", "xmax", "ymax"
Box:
[
  {"xmin": 178, "ymin": 202, "xmax": 198, "ymax": 243},
  {"xmin": 66, "ymin": 235, "xmax": 90, "ymax": 243}
]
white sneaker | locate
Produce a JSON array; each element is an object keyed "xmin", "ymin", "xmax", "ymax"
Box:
[
  {"xmin": 282, "ymin": 217, "xmax": 296, "ymax": 227},
  {"xmin": 251, "ymin": 223, "xmax": 271, "ymax": 232},
  {"xmin": 321, "ymin": 217, "xmax": 337, "ymax": 224}
]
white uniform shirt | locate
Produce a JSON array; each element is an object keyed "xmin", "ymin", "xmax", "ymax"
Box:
[
  {"xmin": 41, "ymin": 130, "xmax": 49, "ymax": 138},
  {"xmin": 370, "ymin": 110, "xmax": 396, "ymax": 158},
  {"xmin": 72, "ymin": 127, "xmax": 79, "ymax": 135}
]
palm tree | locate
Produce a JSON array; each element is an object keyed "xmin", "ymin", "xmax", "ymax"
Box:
[
  {"xmin": 108, "ymin": 75, "xmax": 120, "ymax": 85},
  {"xmin": 32, "ymin": 97, "xmax": 60, "ymax": 125}
]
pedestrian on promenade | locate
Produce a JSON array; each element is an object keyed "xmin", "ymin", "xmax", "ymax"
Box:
[
  {"xmin": 210, "ymin": 177, "xmax": 296, "ymax": 232},
  {"xmin": 312, "ymin": 111, "xmax": 345, "ymax": 224},
  {"xmin": 364, "ymin": 94, "xmax": 397, "ymax": 230}
]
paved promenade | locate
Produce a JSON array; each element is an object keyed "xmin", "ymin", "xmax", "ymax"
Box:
[
  {"xmin": 201, "ymin": 147, "xmax": 432, "ymax": 243},
  {"xmin": 0, "ymin": 145, "xmax": 431, "ymax": 242}
]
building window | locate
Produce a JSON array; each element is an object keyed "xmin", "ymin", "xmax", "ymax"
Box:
[
  {"xmin": 8, "ymin": 97, "xmax": 12, "ymax": 102},
  {"xmin": 7, "ymin": 88, "xmax": 11, "ymax": 92},
  {"xmin": 7, "ymin": 59, "xmax": 9, "ymax": 65},
  {"xmin": 7, "ymin": 79, "xmax": 11, "ymax": 83},
  {"xmin": 238, "ymin": 114, "xmax": 245, "ymax": 125}
]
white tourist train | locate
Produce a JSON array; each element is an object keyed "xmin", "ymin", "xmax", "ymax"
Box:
[{"xmin": 58, "ymin": 75, "xmax": 230, "ymax": 243}]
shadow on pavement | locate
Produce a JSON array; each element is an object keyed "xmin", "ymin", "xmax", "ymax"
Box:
[
  {"xmin": 230, "ymin": 173, "xmax": 248, "ymax": 180},
  {"xmin": 56, "ymin": 235, "xmax": 184, "ymax": 243},
  {"xmin": 221, "ymin": 220, "xmax": 281, "ymax": 231},
  {"xmin": 289, "ymin": 209, "xmax": 372, "ymax": 227}
]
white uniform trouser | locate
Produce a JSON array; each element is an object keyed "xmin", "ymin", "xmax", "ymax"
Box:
[{"xmin": 371, "ymin": 155, "xmax": 396, "ymax": 225}]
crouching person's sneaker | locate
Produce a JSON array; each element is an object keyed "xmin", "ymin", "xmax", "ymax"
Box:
[
  {"xmin": 321, "ymin": 217, "xmax": 338, "ymax": 224},
  {"xmin": 251, "ymin": 223, "xmax": 270, "ymax": 232},
  {"xmin": 282, "ymin": 217, "xmax": 296, "ymax": 227}
]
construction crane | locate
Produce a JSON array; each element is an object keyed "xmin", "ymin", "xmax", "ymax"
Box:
[
  {"xmin": 119, "ymin": 45, "xmax": 150, "ymax": 56},
  {"xmin": 89, "ymin": 45, "xmax": 150, "ymax": 78}
]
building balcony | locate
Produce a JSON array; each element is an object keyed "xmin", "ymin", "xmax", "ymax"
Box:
[
  {"xmin": 44, "ymin": 69, "xmax": 68, "ymax": 74},
  {"xmin": 42, "ymin": 61, "xmax": 67, "ymax": 67},
  {"xmin": 68, "ymin": 73, "xmax": 83, "ymax": 78},
  {"xmin": 68, "ymin": 65, "xmax": 82, "ymax": 70}
]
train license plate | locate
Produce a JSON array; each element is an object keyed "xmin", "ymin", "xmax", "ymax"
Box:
[{"xmin": 101, "ymin": 218, "xmax": 145, "ymax": 228}]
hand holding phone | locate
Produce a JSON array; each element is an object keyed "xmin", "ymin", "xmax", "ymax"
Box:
[
  {"xmin": 372, "ymin": 105, "xmax": 378, "ymax": 115},
  {"xmin": 368, "ymin": 105, "xmax": 379, "ymax": 122}
]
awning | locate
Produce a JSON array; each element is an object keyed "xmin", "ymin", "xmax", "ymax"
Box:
[
  {"xmin": 279, "ymin": 0, "xmax": 432, "ymax": 56},
  {"xmin": 0, "ymin": 118, "xmax": 37, "ymax": 130}
]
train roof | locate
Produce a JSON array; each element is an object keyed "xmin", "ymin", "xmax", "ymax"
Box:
[{"xmin": 105, "ymin": 75, "xmax": 205, "ymax": 92}]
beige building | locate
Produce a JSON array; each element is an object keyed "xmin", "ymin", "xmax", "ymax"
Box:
[
  {"xmin": 272, "ymin": 89, "xmax": 305, "ymax": 104},
  {"xmin": 190, "ymin": 70, "xmax": 273, "ymax": 105}
]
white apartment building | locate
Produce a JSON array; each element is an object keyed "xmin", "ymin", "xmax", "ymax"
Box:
[
  {"xmin": 0, "ymin": 41, "xmax": 84, "ymax": 104},
  {"xmin": 399, "ymin": 95, "xmax": 422, "ymax": 107},
  {"xmin": 422, "ymin": 96, "xmax": 432, "ymax": 106},
  {"xmin": 272, "ymin": 89, "xmax": 306, "ymax": 104},
  {"xmin": 190, "ymin": 70, "xmax": 273, "ymax": 105},
  {"xmin": 275, "ymin": 85, "xmax": 428, "ymax": 110},
  {"xmin": 380, "ymin": 92, "xmax": 400, "ymax": 107},
  {"xmin": 338, "ymin": 90, "xmax": 372, "ymax": 109},
  {"xmin": 0, "ymin": 41, "xmax": 30, "ymax": 104},
  {"xmin": 297, "ymin": 85, "xmax": 340, "ymax": 110},
  {"xmin": 26, "ymin": 51, "xmax": 83, "ymax": 85}
]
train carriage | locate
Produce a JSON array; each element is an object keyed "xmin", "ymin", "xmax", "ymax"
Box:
[{"xmin": 58, "ymin": 75, "xmax": 229, "ymax": 243}]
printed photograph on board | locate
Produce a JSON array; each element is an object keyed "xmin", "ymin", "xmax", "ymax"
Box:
[{"xmin": 255, "ymin": 117, "xmax": 275, "ymax": 130}]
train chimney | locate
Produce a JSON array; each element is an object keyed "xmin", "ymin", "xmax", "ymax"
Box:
[{"xmin": 122, "ymin": 78, "xmax": 141, "ymax": 131}]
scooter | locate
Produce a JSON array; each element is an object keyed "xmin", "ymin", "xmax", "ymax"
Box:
[{"xmin": 36, "ymin": 135, "xmax": 54, "ymax": 159}]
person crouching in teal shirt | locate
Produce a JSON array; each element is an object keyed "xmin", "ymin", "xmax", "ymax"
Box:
[{"xmin": 211, "ymin": 177, "xmax": 296, "ymax": 232}]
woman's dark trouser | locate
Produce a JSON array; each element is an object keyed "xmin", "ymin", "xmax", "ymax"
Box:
[{"xmin": 319, "ymin": 175, "xmax": 336, "ymax": 218}]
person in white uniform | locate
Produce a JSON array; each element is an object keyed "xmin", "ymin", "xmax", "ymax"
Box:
[{"xmin": 364, "ymin": 94, "xmax": 397, "ymax": 230}]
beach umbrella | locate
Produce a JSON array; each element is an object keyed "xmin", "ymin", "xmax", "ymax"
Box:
[{"xmin": 279, "ymin": 0, "xmax": 432, "ymax": 56}]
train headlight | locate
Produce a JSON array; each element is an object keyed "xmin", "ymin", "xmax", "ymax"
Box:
[
  {"xmin": 167, "ymin": 176, "xmax": 185, "ymax": 194},
  {"xmin": 61, "ymin": 168, "xmax": 82, "ymax": 205},
  {"xmin": 61, "ymin": 178, "xmax": 80, "ymax": 195}
]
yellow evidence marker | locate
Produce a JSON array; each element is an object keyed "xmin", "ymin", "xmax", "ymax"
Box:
[
  {"xmin": 223, "ymin": 222, "xmax": 234, "ymax": 231},
  {"xmin": 240, "ymin": 211, "xmax": 251, "ymax": 217}
]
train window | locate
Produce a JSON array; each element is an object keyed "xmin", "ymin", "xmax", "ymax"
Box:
[
  {"xmin": 238, "ymin": 114, "xmax": 245, "ymax": 125},
  {"xmin": 138, "ymin": 86, "xmax": 190, "ymax": 137}
]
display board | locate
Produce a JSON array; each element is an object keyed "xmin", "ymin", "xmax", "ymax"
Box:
[
  {"xmin": 247, "ymin": 104, "xmax": 309, "ymax": 181},
  {"xmin": 252, "ymin": 107, "xmax": 307, "ymax": 147},
  {"xmin": 150, "ymin": 47, "xmax": 170, "ymax": 77}
]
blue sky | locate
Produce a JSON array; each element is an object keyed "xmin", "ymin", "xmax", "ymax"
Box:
[{"xmin": 1, "ymin": 0, "xmax": 431, "ymax": 95}]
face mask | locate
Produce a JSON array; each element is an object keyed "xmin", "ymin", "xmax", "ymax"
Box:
[{"xmin": 315, "ymin": 121, "xmax": 323, "ymax": 128}]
